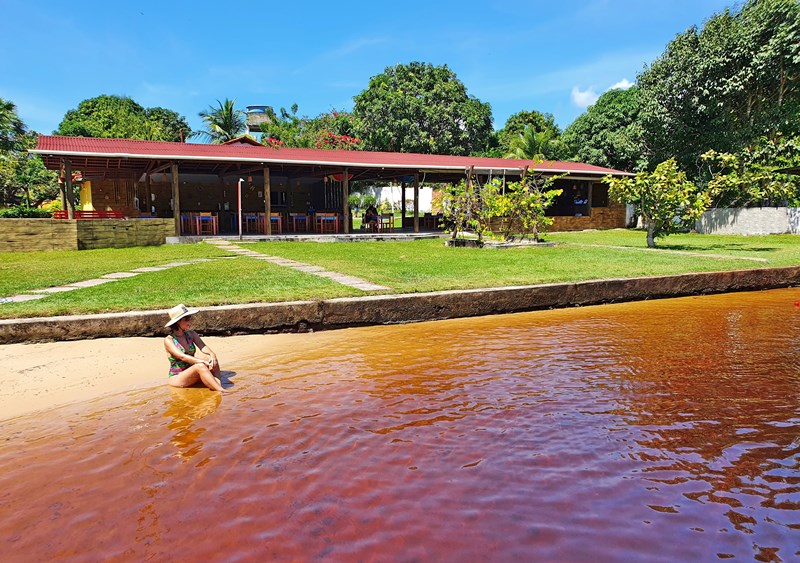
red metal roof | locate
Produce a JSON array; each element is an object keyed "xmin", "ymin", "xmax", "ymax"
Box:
[{"xmin": 33, "ymin": 135, "xmax": 632, "ymax": 176}]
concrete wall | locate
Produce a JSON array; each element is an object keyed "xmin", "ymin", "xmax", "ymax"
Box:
[
  {"xmin": 0, "ymin": 219, "xmax": 173, "ymax": 252},
  {"xmin": 695, "ymin": 207, "xmax": 800, "ymax": 235}
]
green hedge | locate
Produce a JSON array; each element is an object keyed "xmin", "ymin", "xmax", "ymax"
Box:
[{"xmin": 0, "ymin": 206, "xmax": 52, "ymax": 218}]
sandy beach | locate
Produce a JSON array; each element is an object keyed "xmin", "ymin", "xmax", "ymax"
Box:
[{"xmin": 1, "ymin": 332, "xmax": 311, "ymax": 421}]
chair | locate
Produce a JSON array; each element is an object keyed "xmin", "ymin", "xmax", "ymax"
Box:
[
  {"xmin": 379, "ymin": 214, "xmax": 394, "ymax": 232},
  {"xmin": 269, "ymin": 212, "xmax": 283, "ymax": 234},
  {"xmin": 181, "ymin": 214, "xmax": 196, "ymax": 235},
  {"xmin": 316, "ymin": 213, "xmax": 339, "ymax": 234},
  {"xmin": 196, "ymin": 212, "xmax": 218, "ymax": 235},
  {"xmin": 289, "ymin": 213, "xmax": 309, "ymax": 232}
]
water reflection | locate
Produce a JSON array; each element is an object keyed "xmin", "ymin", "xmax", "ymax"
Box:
[{"xmin": 164, "ymin": 387, "xmax": 221, "ymax": 461}]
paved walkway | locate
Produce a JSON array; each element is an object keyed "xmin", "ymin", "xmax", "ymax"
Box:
[
  {"xmin": 0, "ymin": 258, "xmax": 223, "ymax": 304},
  {"xmin": 1, "ymin": 241, "xmax": 389, "ymax": 305},
  {"xmin": 206, "ymin": 240, "xmax": 390, "ymax": 291}
]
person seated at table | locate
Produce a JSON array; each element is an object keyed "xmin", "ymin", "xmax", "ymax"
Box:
[{"xmin": 363, "ymin": 204, "xmax": 379, "ymax": 231}]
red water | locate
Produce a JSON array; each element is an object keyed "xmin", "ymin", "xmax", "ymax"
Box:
[{"xmin": 2, "ymin": 289, "xmax": 799, "ymax": 561}]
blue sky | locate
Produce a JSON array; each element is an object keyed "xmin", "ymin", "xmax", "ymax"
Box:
[{"xmin": 1, "ymin": 0, "xmax": 735, "ymax": 138}]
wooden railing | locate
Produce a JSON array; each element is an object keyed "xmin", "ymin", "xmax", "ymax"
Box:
[{"xmin": 53, "ymin": 210, "xmax": 126, "ymax": 220}]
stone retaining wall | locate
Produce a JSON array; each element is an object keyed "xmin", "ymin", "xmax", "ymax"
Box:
[
  {"xmin": 1, "ymin": 266, "xmax": 798, "ymax": 344},
  {"xmin": 1, "ymin": 219, "xmax": 79, "ymax": 251},
  {"xmin": 0, "ymin": 218, "xmax": 174, "ymax": 252}
]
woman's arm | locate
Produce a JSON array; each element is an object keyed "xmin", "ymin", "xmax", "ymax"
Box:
[
  {"xmin": 164, "ymin": 335, "xmax": 205, "ymax": 365},
  {"xmin": 192, "ymin": 332, "xmax": 218, "ymax": 368}
]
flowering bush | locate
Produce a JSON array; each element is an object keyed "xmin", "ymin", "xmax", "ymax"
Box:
[{"xmin": 315, "ymin": 130, "xmax": 362, "ymax": 150}]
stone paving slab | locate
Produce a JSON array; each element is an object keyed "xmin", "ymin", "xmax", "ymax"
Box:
[
  {"xmin": 30, "ymin": 286, "xmax": 81, "ymax": 294},
  {"xmin": 67, "ymin": 279, "xmax": 116, "ymax": 288},
  {"xmin": 2, "ymin": 294, "xmax": 47, "ymax": 303},
  {"xmin": 130, "ymin": 266, "xmax": 169, "ymax": 272},
  {"xmin": 101, "ymin": 272, "xmax": 141, "ymax": 279}
]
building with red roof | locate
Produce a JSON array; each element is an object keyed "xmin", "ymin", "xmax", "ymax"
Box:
[{"xmin": 32, "ymin": 135, "xmax": 633, "ymax": 236}]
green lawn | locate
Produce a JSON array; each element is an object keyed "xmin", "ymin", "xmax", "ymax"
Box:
[{"xmin": 1, "ymin": 229, "xmax": 798, "ymax": 319}]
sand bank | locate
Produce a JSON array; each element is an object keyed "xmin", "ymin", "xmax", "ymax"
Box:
[{"xmin": 0, "ymin": 332, "xmax": 311, "ymax": 421}]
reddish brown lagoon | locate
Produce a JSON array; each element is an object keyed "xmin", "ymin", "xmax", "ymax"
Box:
[{"xmin": 1, "ymin": 289, "xmax": 799, "ymax": 561}]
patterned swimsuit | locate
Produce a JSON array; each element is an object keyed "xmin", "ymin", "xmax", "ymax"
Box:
[{"xmin": 168, "ymin": 332, "xmax": 197, "ymax": 376}]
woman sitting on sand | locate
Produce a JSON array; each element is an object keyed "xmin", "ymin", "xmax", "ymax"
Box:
[{"xmin": 164, "ymin": 304, "xmax": 224, "ymax": 392}]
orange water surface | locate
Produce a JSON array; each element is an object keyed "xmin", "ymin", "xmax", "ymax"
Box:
[{"xmin": 1, "ymin": 289, "xmax": 799, "ymax": 561}]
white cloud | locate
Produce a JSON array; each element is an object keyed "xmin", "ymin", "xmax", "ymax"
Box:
[
  {"xmin": 571, "ymin": 86, "xmax": 599, "ymax": 108},
  {"xmin": 609, "ymin": 78, "xmax": 634, "ymax": 90}
]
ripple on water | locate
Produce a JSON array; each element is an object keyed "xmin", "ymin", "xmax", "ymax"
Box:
[{"xmin": 1, "ymin": 288, "xmax": 799, "ymax": 561}]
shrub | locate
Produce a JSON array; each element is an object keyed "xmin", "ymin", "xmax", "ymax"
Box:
[{"xmin": 0, "ymin": 206, "xmax": 52, "ymax": 218}]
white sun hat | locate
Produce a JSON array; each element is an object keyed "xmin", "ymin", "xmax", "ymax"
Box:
[{"xmin": 165, "ymin": 304, "xmax": 199, "ymax": 327}]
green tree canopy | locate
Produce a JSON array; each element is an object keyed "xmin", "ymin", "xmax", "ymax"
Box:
[
  {"xmin": 504, "ymin": 126, "xmax": 565, "ymax": 161},
  {"xmin": 0, "ymin": 97, "xmax": 26, "ymax": 152},
  {"xmin": 56, "ymin": 95, "xmax": 191, "ymax": 141},
  {"xmin": 260, "ymin": 105, "xmax": 361, "ymax": 150},
  {"xmin": 637, "ymin": 0, "xmax": 800, "ymax": 176},
  {"xmin": 562, "ymin": 86, "xmax": 645, "ymax": 172},
  {"xmin": 0, "ymin": 99, "xmax": 58, "ymax": 208},
  {"xmin": 353, "ymin": 62, "xmax": 493, "ymax": 155},
  {"xmin": 496, "ymin": 110, "xmax": 560, "ymax": 155},
  {"xmin": 193, "ymin": 98, "xmax": 246, "ymax": 144},
  {"xmin": 604, "ymin": 158, "xmax": 711, "ymax": 248}
]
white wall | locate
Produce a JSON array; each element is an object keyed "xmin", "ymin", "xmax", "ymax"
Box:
[
  {"xmin": 358, "ymin": 184, "xmax": 433, "ymax": 213},
  {"xmin": 695, "ymin": 207, "xmax": 800, "ymax": 235}
]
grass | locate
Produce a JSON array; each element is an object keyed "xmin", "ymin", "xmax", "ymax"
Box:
[{"xmin": 1, "ymin": 229, "xmax": 798, "ymax": 319}]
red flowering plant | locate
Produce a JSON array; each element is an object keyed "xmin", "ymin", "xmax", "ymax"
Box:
[
  {"xmin": 263, "ymin": 136, "xmax": 284, "ymax": 149},
  {"xmin": 315, "ymin": 130, "xmax": 362, "ymax": 150}
]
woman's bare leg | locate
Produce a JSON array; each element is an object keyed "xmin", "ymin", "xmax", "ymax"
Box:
[
  {"xmin": 169, "ymin": 364, "xmax": 224, "ymax": 392},
  {"xmin": 196, "ymin": 364, "xmax": 225, "ymax": 392}
]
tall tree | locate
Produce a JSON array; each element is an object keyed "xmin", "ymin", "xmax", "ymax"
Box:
[
  {"xmin": 496, "ymin": 110, "xmax": 560, "ymax": 155},
  {"xmin": 353, "ymin": 62, "xmax": 493, "ymax": 155},
  {"xmin": 562, "ymin": 86, "xmax": 645, "ymax": 172},
  {"xmin": 56, "ymin": 95, "xmax": 191, "ymax": 141},
  {"xmin": 0, "ymin": 97, "xmax": 26, "ymax": 151},
  {"xmin": 637, "ymin": 0, "xmax": 800, "ymax": 177},
  {"xmin": 0, "ymin": 99, "xmax": 58, "ymax": 207},
  {"xmin": 504, "ymin": 126, "xmax": 565, "ymax": 161},
  {"xmin": 194, "ymin": 99, "xmax": 246, "ymax": 144}
]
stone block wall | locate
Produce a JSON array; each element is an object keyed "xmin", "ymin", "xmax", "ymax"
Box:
[
  {"xmin": 1, "ymin": 219, "xmax": 78, "ymax": 251},
  {"xmin": 0, "ymin": 219, "xmax": 173, "ymax": 252},
  {"xmin": 77, "ymin": 219, "xmax": 174, "ymax": 249}
]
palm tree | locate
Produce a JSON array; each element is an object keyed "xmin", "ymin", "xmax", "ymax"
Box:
[
  {"xmin": 504, "ymin": 126, "xmax": 563, "ymax": 161},
  {"xmin": 193, "ymin": 99, "xmax": 246, "ymax": 144},
  {"xmin": 0, "ymin": 97, "xmax": 26, "ymax": 151}
]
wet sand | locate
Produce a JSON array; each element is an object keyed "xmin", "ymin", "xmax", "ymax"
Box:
[{"xmin": 1, "ymin": 332, "xmax": 317, "ymax": 421}]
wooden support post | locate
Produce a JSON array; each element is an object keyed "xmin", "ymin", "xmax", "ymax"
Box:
[
  {"xmin": 64, "ymin": 159, "xmax": 75, "ymax": 219},
  {"xmin": 146, "ymin": 174, "xmax": 152, "ymax": 215},
  {"xmin": 413, "ymin": 173, "xmax": 420, "ymax": 233},
  {"xmin": 264, "ymin": 167, "xmax": 272, "ymax": 235},
  {"xmin": 400, "ymin": 181, "xmax": 406, "ymax": 228},
  {"xmin": 342, "ymin": 167, "xmax": 349, "ymax": 234},
  {"xmin": 171, "ymin": 162, "xmax": 180, "ymax": 236}
]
